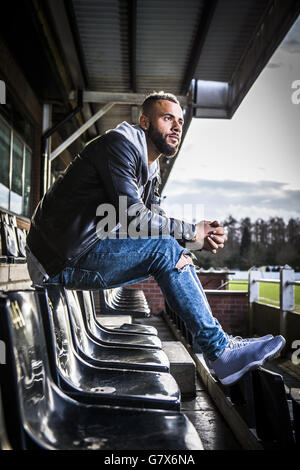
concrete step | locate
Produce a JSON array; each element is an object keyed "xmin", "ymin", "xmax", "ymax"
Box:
[
  {"xmin": 162, "ymin": 341, "xmax": 196, "ymax": 398},
  {"xmin": 97, "ymin": 315, "xmax": 132, "ymax": 328}
]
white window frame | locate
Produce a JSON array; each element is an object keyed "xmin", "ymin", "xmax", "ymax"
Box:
[{"xmin": 0, "ymin": 113, "xmax": 32, "ymax": 217}]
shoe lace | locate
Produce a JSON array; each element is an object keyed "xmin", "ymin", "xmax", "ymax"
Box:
[{"xmin": 227, "ymin": 335, "xmax": 250, "ymax": 349}]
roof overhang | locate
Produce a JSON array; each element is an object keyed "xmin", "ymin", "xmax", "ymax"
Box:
[{"xmin": 2, "ymin": 0, "xmax": 299, "ymax": 188}]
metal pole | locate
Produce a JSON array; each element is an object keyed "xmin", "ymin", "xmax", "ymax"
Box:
[
  {"xmin": 69, "ymin": 90, "xmax": 189, "ymax": 107},
  {"xmin": 49, "ymin": 102, "xmax": 115, "ymax": 162},
  {"xmin": 41, "ymin": 104, "xmax": 52, "ymax": 197},
  {"xmin": 248, "ymin": 267, "xmax": 261, "ymax": 336},
  {"xmin": 280, "ymin": 265, "xmax": 295, "ymax": 340}
]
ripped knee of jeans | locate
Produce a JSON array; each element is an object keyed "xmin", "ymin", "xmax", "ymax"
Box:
[{"xmin": 176, "ymin": 253, "xmax": 194, "ymax": 270}]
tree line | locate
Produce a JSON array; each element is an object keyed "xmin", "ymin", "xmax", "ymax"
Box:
[{"xmin": 194, "ymin": 216, "xmax": 300, "ymax": 271}]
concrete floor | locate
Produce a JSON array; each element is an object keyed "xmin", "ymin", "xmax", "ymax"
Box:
[{"xmin": 181, "ymin": 380, "xmax": 241, "ymax": 450}]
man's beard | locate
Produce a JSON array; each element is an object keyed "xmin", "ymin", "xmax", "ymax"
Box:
[{"xmin": 148, "ymin": 123, "xmax": 179, "ymax": 157}]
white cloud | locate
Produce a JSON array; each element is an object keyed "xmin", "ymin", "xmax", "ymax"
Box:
[
  {"xmin": 162, "ymin": 178, "xmax": 300, "ymax": 223},
  {"xmin": 163, "ymin": 15, "xmax": 300, "ymax": 223}
]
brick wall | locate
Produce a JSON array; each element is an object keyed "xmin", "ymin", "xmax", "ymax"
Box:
[
  {"xmin": 124, "ymin": 278, "xmax": 165, "ymax": 314},
  {"xmin": 205, "ymin": 290, "xmax": 249, "ymax": 337},
  {"xmin": 199, "ymin": 273, "xmax": 228, "ymax": 290},
  {"xmin": 124, "ymin": 275, "xmax": 249, "ymax": 337}
]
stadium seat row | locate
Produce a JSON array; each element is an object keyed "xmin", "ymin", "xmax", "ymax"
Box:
[
  {"xmin": 0, "ymin": 211, "xmax": 27, "ymax": 264},
  {"xmin": 0, "ymin": 285, "xmax": 203, "ymax": 450}
]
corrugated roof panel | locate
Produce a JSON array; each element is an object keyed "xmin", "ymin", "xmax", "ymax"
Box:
[
  {"xmin": 72, "ymin": 0, "xmax": 272, "ymax": 94},
  {"xmin": 72, "ymin": 0, "xmax": 205, "ymax": 96},
  {"xmin": 194, "ymin": 0, "xmax": 271, "ymax": 82},
  {"xmin": 136, "ymin": 0, "xmax": 205, "ymax": 94},
  {"xmin": 72, "ymin": 0, "xmax": 131, "ymax": 92}
]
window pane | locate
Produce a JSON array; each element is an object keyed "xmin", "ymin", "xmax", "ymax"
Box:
[
  {"xmin": 10, "ymin": 135, "xmax": 23, "ymax": 214},
  {"xmin": 11, "ymin": 135, "xmax": 23, "ymax": 195},
  {"xmin": 0, "ymin": 118, "xmax": 10, "ymax": 209},
  {"xmin": 23, "ymin": 147, "xmax": 31, "ymax": 217}
]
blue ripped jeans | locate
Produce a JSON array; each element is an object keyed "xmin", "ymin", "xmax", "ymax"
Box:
[{"xmin": 47, "ymin": 236, "xmax": 228, "ymax": 360}]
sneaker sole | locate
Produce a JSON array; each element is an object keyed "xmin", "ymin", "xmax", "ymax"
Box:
[{"xmin": 218, "ymin": 336, "xmax": 286, "ymax": 386}]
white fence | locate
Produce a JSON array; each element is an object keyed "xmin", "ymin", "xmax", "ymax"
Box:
[
  {"xmin": 248, "ymin": 266, "xmax": 300, "ymax": 344},
  {"xmin": 229, "ymin": 270, "xmax": 300, "ymax": 281}
]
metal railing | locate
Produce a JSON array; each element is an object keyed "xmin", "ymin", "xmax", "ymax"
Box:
[{"xmin": 248, "ymin": 266, "xmax": 300, "ymax": 338}]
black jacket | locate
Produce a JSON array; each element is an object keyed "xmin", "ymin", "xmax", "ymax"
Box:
[{"xmin": 27, "ymin": 124, "xmax": 196, "ymax": 276}]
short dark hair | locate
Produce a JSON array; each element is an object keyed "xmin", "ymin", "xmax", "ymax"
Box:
[{"xmin": 141, "ymin": 91, "xmax": 180, "ymax": 116}]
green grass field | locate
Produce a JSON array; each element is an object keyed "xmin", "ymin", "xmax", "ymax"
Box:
[{"xmin": 228, "ymin": 279, "xmax": 300, "ymax": 312}]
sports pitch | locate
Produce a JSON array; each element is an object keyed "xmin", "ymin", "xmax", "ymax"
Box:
[{"xmin": 228, "ymin": 279, "xmax": 300, "ymax": 313}]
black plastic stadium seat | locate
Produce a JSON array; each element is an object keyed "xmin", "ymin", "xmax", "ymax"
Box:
[
  {"xmin": 252, "ymin": 367, "xmax": 295, "ymax": 448},
  {"xmin": 40, "ymin": 285, "xmax": 180, "ymax": 410},
  {"xmin": 93, "ymin": 290, "xmax": 157, "ymax": 335},
  {"xmin": 77, "ymin": 290, "xmax": 160, "ymax": 347},
  {"xmin": 66, "ymin": 288, "xmax": 161, "ymax": 349},
  {"xmin": 0, "ymin": 212, "xmax": 26, "ymax": 264},
  {"xmin": 290, "ymin": 388, "xmax": 300, "ymax": 446},
  {"xmin": 110, "ymin": 287, "xmax": 149, "ymax": 309},
  {"xmin": 48, "ymin": 284, "xmax": 170, "ymax": 372},
  {"xmin": 0, "ymin": 290, "xmax": 202, "ymax": 450},
  {"xmin": 99, "ymin": 287, "xmax": 151, "ymax": 317}
]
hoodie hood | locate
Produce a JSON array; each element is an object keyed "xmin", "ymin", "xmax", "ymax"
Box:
[{"xmin": 108, "ymin": 121, "xmax": 159, "ymax": 181}]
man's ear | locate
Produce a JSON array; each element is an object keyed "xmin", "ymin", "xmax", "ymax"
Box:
[{"xmin": 139, "ymin": 114, "xmax": 150, "ymax": 131}]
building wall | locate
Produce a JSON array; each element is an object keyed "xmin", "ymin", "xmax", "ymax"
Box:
[
  {"xmin": 197, "ymin": 273, "xmax": 228, "ymax": 290},
  {"xmin": 205, "ymin": 290, "xmax": 249, "ymax": 337},
  {"xmin": 0, "ymin": 33, "xmax": 42, "ymax": 213},
  {"xmin": 0, "ymin": 264, "xmax": 31, "ymax": 292},
  {"xmin": 0, "ymin": 33, "xmax": 75, "ymax": 293},
  {"xmin": 124, "ymin": 274, "xmax": 249, "ymax": 337},
  {"xmin": 0, "ymin": 36, "xmax": 41, "ymax": 291}
]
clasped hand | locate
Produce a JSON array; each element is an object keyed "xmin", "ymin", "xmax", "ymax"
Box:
[{"xmin": 195, "ymin": 220, "xmax": 227, "ymax": 254}]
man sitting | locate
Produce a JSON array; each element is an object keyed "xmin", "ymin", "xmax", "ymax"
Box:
[{"xmin": 26, "ymin": 91, "xmax": 285, "ymax": 385}]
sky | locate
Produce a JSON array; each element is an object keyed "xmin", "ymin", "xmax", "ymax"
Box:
[{"xmin": 162, "ymin": 14, "xmax": 300, "ymax": 225}]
